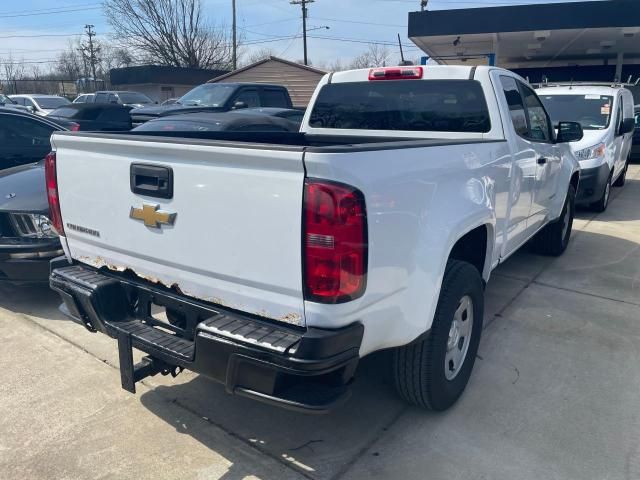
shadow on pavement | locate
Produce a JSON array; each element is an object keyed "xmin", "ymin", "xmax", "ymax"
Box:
[{"xmin": 140, "ymin": 350, "xmax": 406, "ymax": 479}]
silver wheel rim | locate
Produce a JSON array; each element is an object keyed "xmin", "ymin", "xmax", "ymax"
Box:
[{"xmin": 445, "ymin": 295, "xmax": 474, "ymax": 381}]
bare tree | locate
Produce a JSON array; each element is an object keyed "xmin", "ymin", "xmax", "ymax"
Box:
[
  {"xmin": 315, "ymin": 58, "xmax": 345, "ymax": 72},
  {"xmin": 241, "ymin": 47, "xmax": 275, "ymax": 67},
  {"xmin": 350, "ymin": 44, "xmax": 393, "ymax": 69},
  {"xmin": 104, "ymin": 0, "xmax": 233, "ymax": 69},
  {"xmin": 1, "ymin": 54, "xmax": 26, "ymax": 94}
]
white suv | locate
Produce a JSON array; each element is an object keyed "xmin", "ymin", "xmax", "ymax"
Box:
[{"xmin": 538, "ymin": 85, "xmax": 635, "ymax": 211}]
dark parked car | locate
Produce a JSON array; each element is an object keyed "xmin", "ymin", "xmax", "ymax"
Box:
[
  {"xmin": 93, "ymin": 91, "xmax": 155, "ymax": 108},
  {"xmin": 48, "ymin": 104, "xmax": 133, "ymax": 132},
  {"xmin": 130, "ymin": 83, "xmax": 293, "ymax": 125},
  {"xmin": 132, "ymin": 109, "xmax": 300, "ymax": 134},
  {"xmin": 632, "ymin": 105, "xmax": 640, "ymax": 162},
  {"xmin": 0, "ymin": 108, "xmax": 69, "ymax": 170},
  {"xmin": 0, "ymin": 109, "xmax": 64, "ymax": 282}
]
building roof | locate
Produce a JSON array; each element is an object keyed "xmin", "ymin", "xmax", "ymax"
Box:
[
  {"xmin": 408, "ymin": 0, "xmax": 640, "ymax": 67},
  {"xmin": 208, "ymin": 56, "xmax": 327, "ymax": 83},
  {"xmin": 110, "ymin": 65, "xmax": 229, "ymax": 86}
]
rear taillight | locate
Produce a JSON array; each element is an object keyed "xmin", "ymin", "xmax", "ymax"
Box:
[
  {"xmin": 369, "ymin": 66, "xmax": 423, "ymax": 81},
  {"xmin": 303, "ymin": 179, "xmax": 367, "ymax": 303},
  {"xmin": 44, "ymin": 151, "xmax": 64, "ymax": 236},
  {"xmin": 70, "ymin": 122, "xmax": 80, "ymax": 131}
]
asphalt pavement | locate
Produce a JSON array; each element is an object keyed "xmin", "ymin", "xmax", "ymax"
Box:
[{"xmin": 1, "ymin": 166, "xmax": 639, "ymax": 480}]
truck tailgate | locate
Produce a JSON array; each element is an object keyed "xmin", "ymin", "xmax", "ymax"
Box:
[{"xmin": 51, "ymin": 133, "xmax": 307, "ymax": 326}]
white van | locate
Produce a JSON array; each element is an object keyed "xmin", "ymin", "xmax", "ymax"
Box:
[{"xmin": 538, "ymin": 85, "xmax": 635, "ymax": 211}]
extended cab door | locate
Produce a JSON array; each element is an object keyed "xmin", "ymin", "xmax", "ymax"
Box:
[
  {"xmin": 517, "ymin": 81, "xmax": 562, "ymax": 230},
  {"xmin": 495, "ymin": 75, "xmax": 537, "ymax": 257}
]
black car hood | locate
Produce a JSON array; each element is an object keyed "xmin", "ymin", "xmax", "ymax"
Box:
[
  {"xmin": 0, "ymin": 162, "xmax": 47, "ymax": 213},
  {"xmin": 130, "ymin": 104, "xmax": 226, "ymax": 117}
]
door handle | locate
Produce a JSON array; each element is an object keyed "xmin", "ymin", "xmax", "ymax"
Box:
[
  {"xmin": 130, "ymin": 163, "xmax": 173, "ymax": 199},
  {"xmin": 537, "ymin": 157, "xmax": 548, "ymax": 165}
]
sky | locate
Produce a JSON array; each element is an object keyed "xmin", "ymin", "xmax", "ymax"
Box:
[{"xmin": 0, "ymin": 0, "xmax": 605, "ymax": 73}]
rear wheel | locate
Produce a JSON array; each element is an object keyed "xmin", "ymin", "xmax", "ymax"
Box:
[
  {"xmin": 392, "ymin": 260, "xmax": 484, "ymax": 411},
  {"xmin": 591, "ymin": 173, "xmax": 612, "ymax": 212},
  {"xmin": 532, "ymin": 184, "xmax": 575, "ymax": 256}
]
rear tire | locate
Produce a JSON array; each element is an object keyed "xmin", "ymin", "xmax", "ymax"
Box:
[
  {"xmin": 532, "ymin": 184, "xmax": 575, "ymax": 256},
  {"xmin": 392, "ymin": 260, "xmax": 484, "ymax": 411},
  {"xmin": 591, "ymin": 173, "xmax": 611, "ymax": 212}
]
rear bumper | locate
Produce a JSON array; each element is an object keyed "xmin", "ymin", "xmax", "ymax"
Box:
[
  {"xmin": 0, "ymin": 239, "xmax": 62, "ymax": 282},
  {"xmin": 49, "ymin": 260, "xmax": 363, "ymax": 413},
  {"xmin": 576, "ymin": 163, "xmax": 610, "ymax": 205}
]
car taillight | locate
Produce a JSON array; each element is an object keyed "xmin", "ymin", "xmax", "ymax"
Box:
[
  {"xmin": 70, "ymin": 122, "xmax": 80, "ymax": 131},
  {"xmin": 44, "ymin": 151, "xmax": 64, "ymax": 236},
  {"xmin": 369, "ymin": 66, "xmax": 423, "ymax": 81},
  {"xmin": 303, "ymin": 179, "xmax": 367, "ymax": 303}
]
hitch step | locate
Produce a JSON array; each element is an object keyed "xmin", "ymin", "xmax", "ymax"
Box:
[{"xmin": 117, "ymin": 333, "xmax": 180, "ymax": 393}]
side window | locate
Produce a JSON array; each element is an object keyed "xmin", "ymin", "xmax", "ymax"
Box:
[
  {"xmin": 23, "ymin": 98, "xmax": 35, "ymax": 108},
  {"xmin": 107, "ymin": 94, "xmax": 118, "ymax": 104},
  {"xmin": 261, "ymin": 89, "xmax": 289, "ymax": 107},
  {"xmin": 520, "ymin": 83, "xmax": 552, "ymax": 142},
  {"xmin": 94, "ymin": 93, "xmax": 108, "ymax": 104},
  {"xmin": 13, "ymin": 97, "xmax": 24, "ymax": 106},
  {"xmin": 500, "ymin": 76, "xmax": 529, "ymax": 137},
  {"xmin": 233, "ymin": 89, "xmax": 260, "ymax": 108}
]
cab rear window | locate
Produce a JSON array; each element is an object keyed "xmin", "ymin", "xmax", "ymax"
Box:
[{"xmin": 309, "ymin": 80, "xmax": 491, "ymax": 132}]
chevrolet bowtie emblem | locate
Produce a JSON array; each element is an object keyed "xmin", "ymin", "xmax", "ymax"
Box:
[{"xmin": 129, "ymin": 204, "xmax": 176, "ymax": 229}]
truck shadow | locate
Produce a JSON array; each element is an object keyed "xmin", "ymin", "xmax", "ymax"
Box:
[{"xmin": 139, "ymin": 350, "xmax": 406, "ymax": 480}]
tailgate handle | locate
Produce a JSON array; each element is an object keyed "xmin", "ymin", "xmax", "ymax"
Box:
[{"xmin": 130, "ymin": 163, "xmax": 173, "ymax": 199}]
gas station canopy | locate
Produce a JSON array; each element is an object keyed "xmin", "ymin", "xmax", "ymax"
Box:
[{"xmin": 408, "ymin": 0, "xmax": 640, "ymax": 71}]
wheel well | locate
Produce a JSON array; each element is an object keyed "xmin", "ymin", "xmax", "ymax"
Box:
[
  {"xmin": 570, "ymin": 172, "xmax": 579, "ymax": 191},
  {"xmin": 449, "ymin": 226, "xmax": 488, "ymax": 277}
]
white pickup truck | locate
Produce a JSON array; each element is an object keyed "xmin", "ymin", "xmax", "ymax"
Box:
[{"xmin": 48, "ymin": 66, "xmax": 583, "ymax": 413}]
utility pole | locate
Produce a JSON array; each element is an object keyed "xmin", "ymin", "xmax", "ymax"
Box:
[
  {"xmin": 232, "ymin": 0, "xmax": 237, "ymax": 70},
  {"xmin": 420, "ymin": 0, "xmax": 428, "ymax": 11},
  {"xmin": 83, "ymin": 24, "xmax": 100, "ymax": 92},
  {"xmin": 290, "ymin": 0, "xmax": 314, "ymax": 65}
]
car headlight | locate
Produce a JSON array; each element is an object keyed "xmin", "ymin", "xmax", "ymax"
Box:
[
  {"xmin": 9, "ymin": 213, "xmax": 58, "ymax": 239},
  {"xmin": 574, "ymin": 143, "xmax": 606, "ymax": 161}
]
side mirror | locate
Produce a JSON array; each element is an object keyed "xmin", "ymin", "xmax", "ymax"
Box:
[
  {"xmin": 233, "ymin": 101, "xmax": 248, "ymax": 110},
  {"xmin": 556, "ymin": 121, "xmax": 583, "ymax": 143},
  {"xmin": 619, "ymin": 117, "xmax": 635, "ymax": 136},
  {"xmin": 28, "ymin": 106, "xmax": 35, "ymax": 113}
]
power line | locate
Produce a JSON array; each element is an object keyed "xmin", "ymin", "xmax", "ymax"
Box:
[
  {"xmin": 0, "ymin": 33, "xmax": 83, "ymax": 39},
  {"xmin": 0, "ymin": 5, "xmax": 101, "ymax": 19},
  {"xmin": 0, "ymin": 2, "xmax": 101, "ymax": 15}
]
